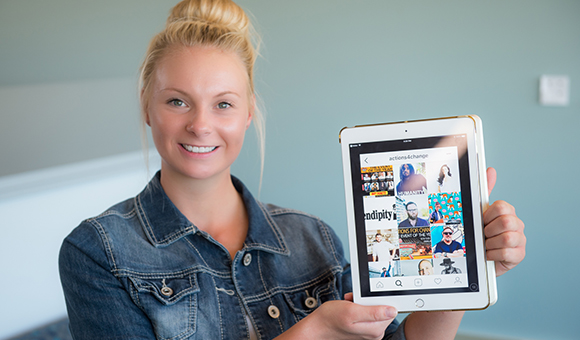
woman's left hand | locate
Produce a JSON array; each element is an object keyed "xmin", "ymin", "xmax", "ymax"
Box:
[{"xmin": 483, "ymin": 167, "xmax": 526, "ymax": 277}]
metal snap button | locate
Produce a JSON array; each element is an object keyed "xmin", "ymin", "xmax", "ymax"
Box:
[
  {"xmin": 267, "ymin": 305, "xmax": 280, "ymax": 319},
  {"xmin": 243, "ymin": 253, "xmax": 252, "ymax": 266},
  {"xmin": 161, "ymin": 286, "xmax": 173, "ymax": 296},
  {"xmin": 161, "ymin": 279, "xmax": 173, "ymax": 297},
  {"xmin": 305, "ymin": 297, "xmax": 317, "ymax": 309}
]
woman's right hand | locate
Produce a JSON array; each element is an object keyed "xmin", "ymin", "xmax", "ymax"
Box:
[{"xmin": 276, "ymin": 293, "xmax": 397, "ymax": 340}]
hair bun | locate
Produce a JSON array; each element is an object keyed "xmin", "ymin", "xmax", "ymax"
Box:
[
  {"xmin": 140, "ymin": 0, "xmax": 264, "ymax": 186},
  {"xmin": 167, "ymin": 0, "xmax": 249, "ymax": 33}
]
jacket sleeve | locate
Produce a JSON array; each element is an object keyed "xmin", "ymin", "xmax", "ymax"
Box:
[
  {"xmin": 322, "ymin": 221, "xmax": 406, "ymax": 340},
  {"xmin": 59, "ymin": 221, "xmax": 156, "ymax": 339}
]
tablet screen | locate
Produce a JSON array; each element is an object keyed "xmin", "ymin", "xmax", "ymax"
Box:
[{"xmin": 348, "ymin": 134, "xmax": 481, "ymax": 297}]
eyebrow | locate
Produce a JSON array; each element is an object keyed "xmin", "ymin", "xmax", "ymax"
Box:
[
  {"xmin": 160, "ymin": 88, "xmax": 241, "ymax": 98},
  {"xmin": 159, "ymin": 87, "xmax": 188, "ymax": 95},
  {"xmin": 215, "ymin": 91, "xmax": 241, "ymax": 98}
]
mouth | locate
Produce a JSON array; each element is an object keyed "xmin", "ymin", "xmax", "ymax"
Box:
[{"xmin": 181, "ymin": 144, "xmax": 217, "ymax": 153}]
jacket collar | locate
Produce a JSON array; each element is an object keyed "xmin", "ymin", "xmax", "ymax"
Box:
[{"xmin": 135, "ymin": 172, "xmax": 289, "ymax": 255}]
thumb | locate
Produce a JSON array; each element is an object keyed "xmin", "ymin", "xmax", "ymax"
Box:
[
  {"xmin": 354, "ymin": 305, "xmax": 398, "ymax": 323},
  {"xmin": 486, "ymin": 167, "xmax": 497, "ymax": 195}
]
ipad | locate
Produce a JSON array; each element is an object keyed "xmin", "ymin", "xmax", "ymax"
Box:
[{"xmin": 339, "ymin": 116, "xmax": 497, "ymax": 312}]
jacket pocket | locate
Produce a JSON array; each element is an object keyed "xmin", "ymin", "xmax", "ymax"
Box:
[
  {"xmin": 129, "ymin": 274, "xmax": 199, "ymax": 340},
  {"xmin": 282, "ymin": 278, "xmax": 338, "ymax": 321}
]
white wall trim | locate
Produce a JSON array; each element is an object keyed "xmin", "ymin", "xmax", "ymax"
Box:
[
  {"xmin": 0, "ymin": 149, "xmax": 160, "ymax": 202},
  {"xmin": 0, "ymin": 148, "xmax": 161, "ymax": 338}
]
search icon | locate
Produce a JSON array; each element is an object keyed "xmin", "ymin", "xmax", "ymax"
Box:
[{"xmin": 395, "ymin": 280, "xmax": 403, "ymax": 287}]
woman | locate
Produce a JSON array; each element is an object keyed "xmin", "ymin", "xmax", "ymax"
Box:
[
  {"xmin": 59, "ymin": 1, "xmax": 526, "ymax": 339},
  {"xmin": 437, "ymin": 164, "xmax": 453, "ymax": 193}
]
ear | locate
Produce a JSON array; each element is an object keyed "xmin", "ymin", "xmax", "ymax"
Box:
[
  {"xmin": 144, "ymin": 111, "xmax": 151, "ymax": 127},
  {"xmin": 245, "ymin": 95, "xmax": 255, "ymax": 130},
  {"xmin": 141, "ymin": 89, "xmax": 151, "ymax": 126}
]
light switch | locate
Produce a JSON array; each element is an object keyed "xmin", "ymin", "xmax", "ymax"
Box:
[{"xmin": 540, "ymin": 75, "xmax": 570, "ymax": 106}]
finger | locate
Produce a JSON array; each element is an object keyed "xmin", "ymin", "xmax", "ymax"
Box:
[
  {"xmin": 349, "ymin": 305, "xmax": 398, "ymax": 339},
  {"xmin": 485, "ymin": 217, "xmax": 524, "ymax": 242},
  {"xmin": 344, "ymin": 292, "xmax": 354, "ymax": 301},
  {"xmin": 486, "ymin": 167, "xmax": 497, "ymax": 195},
  {"xmin": 483, "ymin": 200, "xmax": 517, "ymax": 228},
  {"xmin": 350, "ymin": 320, "xmax": 395, "ymax": 340},
  {"xmin": 487, "ymin": 247, "xmax": 526, "ymax": 277},
  {"xmin": 350, "ymin": 304, "xmax": 397, "ymax": 324},
  {"xmin": 485, "ymin": 230, "xmax": 526, "ymax": 250}
]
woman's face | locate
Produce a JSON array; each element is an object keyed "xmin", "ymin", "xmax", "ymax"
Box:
[{"xmin": 145, "ymin": 46, "xmax": 253, "ymax": 182}]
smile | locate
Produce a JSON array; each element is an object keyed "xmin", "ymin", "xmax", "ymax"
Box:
[{"xmin": 181, "ymin": 144, "xmax": 217, "ymax": 153}]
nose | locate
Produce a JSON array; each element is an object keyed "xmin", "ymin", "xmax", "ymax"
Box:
[{"xmin": 185, "ymin": 109, "xmax": 211, "ymax": 136}]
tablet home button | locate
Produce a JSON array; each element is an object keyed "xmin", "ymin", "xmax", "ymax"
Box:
[{"xmin": 415, "ymin": 299, "xmax": 425, "ymax": 308}]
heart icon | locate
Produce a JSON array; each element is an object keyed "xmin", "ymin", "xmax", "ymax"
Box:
[{"xmin": 434, "ymin": 278, "xmax": 442, "ymax": 285}]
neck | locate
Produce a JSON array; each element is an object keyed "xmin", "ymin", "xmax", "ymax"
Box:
[{"xmin": 159, "ymin": 167, "xmax": 249, "ymax": 260}]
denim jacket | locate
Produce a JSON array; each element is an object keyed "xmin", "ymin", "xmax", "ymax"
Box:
[{"xmin": 59, "ymin": 172, "xmax": 403, "ymax": 339}]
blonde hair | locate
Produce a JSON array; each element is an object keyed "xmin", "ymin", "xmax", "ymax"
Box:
[{"xmin": 139, "ymin": 0, "xmax": 265, "ymax": 185}]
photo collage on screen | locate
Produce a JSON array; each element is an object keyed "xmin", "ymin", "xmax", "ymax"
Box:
[
  {"xmin": 361, "ymin": 165, "xmax": 395, "ymax": 197},
  {"xmin": 362, "ymin": 147, "xmax": 468, "ymax": 291}
]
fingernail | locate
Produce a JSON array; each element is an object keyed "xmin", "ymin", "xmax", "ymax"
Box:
[{"xmin": 385, "ymin": 307, "xmax": 398, "ymax": 319}]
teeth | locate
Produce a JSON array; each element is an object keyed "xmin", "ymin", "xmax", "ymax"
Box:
[{"xmin": 182, "ymin": 144, "xmax": 216, "ymax": 153}]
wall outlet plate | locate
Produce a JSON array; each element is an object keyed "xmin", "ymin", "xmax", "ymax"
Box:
[{"xmin": 540, "ymin": 75, "xmax": 570, "ymax": 106}]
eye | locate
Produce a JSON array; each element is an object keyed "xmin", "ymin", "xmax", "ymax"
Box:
[
  {"xmin": 168, "ymin": 98, "xmax": 187, "ymax": 107},
  {"xmin": 217, "ymin": 101, "xmax": 232, "ymax": 109}
]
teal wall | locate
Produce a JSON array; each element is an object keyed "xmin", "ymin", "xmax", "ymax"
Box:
[
  {"xmin": 1, "ymin": 1, "xmax": 578, "ymax": 338},
  {"xmin": 243, "ymin": 2, "xmax": 579, "ymax": 339}
]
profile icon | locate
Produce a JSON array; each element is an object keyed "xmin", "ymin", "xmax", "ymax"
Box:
[
  {"xmin": 418, "ymin": 259, "xmax": 434, "ymax": 276},
  {"xmin": 396, "ymin": 163, "xmax": 427, "ymax": 195},
  {"xmin": 440, "ymin": 258, "xmax": 462, "ymax": 274}
]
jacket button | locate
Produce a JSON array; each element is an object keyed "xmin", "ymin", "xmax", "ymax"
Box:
[
  {"xmin": 305, "ymin": 297, "xmax": 317, "ymax": 308},
  {"xmin": 161, "ymin": 279, "xmax": 173, "ymax": 296},
  {"xmin": 243, "ymin": 253, "xmax": 252, "ymax": 266},
  {"xmin": 267, "ymin": 305, "xmax": 280, "ymax": 319},
  {"xmin": 161, "ymin": 286, "xmax": 173, "ymax": 297}
]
